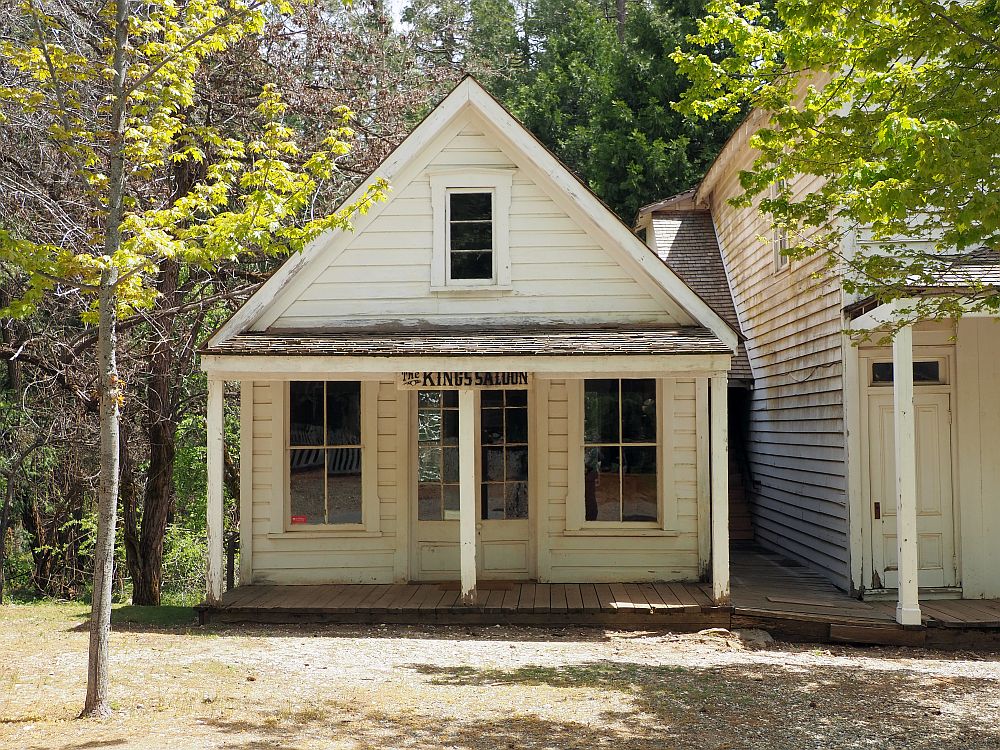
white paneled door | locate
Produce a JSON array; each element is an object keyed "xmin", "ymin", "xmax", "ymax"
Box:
[{"xmin": 868, "ymin": 392, "xmax": 957, "ymax": 589}]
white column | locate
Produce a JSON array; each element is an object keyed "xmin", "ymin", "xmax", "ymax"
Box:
[
  {"xmin": 458, "ymin": 388, "xmax": 477, "ymax": 604},
  {"xmin": 893, "ymin": 325, "xmax": 922, "ymax": 625},
  {"xmin": 206, "ymin": 377, "xmax": 225, "ymax": 605},
  {"xmin": 710, "ymin": 375, "xmax": 731, "ymax": 605}
]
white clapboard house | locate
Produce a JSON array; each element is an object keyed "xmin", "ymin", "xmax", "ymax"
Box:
[
  {"xmin": 645, "ymin": 109, "xmax": 1000, "ymax": 625},
  {"xmin": 199, "ymin": 78, "xmax": 743, "ymax": 606}
]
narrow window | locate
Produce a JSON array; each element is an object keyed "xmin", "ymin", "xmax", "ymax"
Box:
[
  {"xmin": 448, "ymin": 191, "xmax": 494, "ymax": 281},
  {"xmin": 481, "ymin": 389, "xmax": 529, "ymax": 520},
  {"xmin": 417, "ymin": 390, "xmax": 461, "ymax": 520},
  {"xmin": 772, "ymin": 179, "xmax": 789, "ymax": 271},
  {"xmin": 583, "ymin": 379, "xmax": 658, "ymax": 522},
  {"xmin": 289, "ymin": 381, "xmax": 362, "ymax": 525}
]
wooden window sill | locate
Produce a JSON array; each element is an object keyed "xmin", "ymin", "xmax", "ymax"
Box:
[
  {"xmin": 269, "ymin": 530, "xmax": 383, "ymax": 539},
  {"xmin": 561, "ymin": 528, "xmax": 679, "ymax": 537},
  {"xmin": 429, "ymin": 285, "xmax": 513, "ymax": 295}
]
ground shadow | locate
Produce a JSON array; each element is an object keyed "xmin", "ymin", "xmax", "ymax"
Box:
[{"xmin": 194, "ymin": 659, "xmax": 1000, "ymax": 750}]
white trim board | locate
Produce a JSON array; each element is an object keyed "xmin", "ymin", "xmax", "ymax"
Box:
[{"xmin": 206, "ymin": 77, "xmax": 739, "ymax": 354}]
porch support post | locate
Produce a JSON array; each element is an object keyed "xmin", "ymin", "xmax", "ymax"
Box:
[
  {"xmin": 458, "ymin": 388, "xmax": 477, "ymax": 604},
  {"xmin": 710, "ymin": 375, "xmax": 730, "ymax": 605},
  {"xmin": 206, "ymin": 377, "xmax": 225, "ymax": 605},
  {"xmin": 893, "ymin": 325, "xmax": 921, "ymax": 626}
]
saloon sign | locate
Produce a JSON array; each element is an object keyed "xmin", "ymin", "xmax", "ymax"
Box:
[{"xmin": 397, "ymin": 371, "xmax": 531, "ymax": 390}]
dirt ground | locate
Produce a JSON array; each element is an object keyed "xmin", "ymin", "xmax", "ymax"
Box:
[{"xmin": 3, "ymin": 603, "xmax": 1000, "ymax": 750}]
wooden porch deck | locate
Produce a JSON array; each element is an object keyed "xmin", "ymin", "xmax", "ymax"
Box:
[
  {"xmin": 197, "ymin": 548, "xmax": 1000, "ymax": 648},
  {"xmin": 201, "ymin": 579, "xmax": 731, "ymax": 629}
]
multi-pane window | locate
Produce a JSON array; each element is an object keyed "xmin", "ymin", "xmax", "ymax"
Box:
[
  {"xmin": 448, "ymin": 191, "xmax": 494, "ymax": 281},
  {"xmin": 417, "ymin": 390, "xmax": 461, "ymax": 520},
  {"xmin": 583, "ymin": 379, "xmax": 657, "ymax": 523},
  {"xmin": 481, "ymin": 389, "xmax": 529, "ymax": 520},
  {"xmin": 288, "ymin": 381, "xmax": 362, "ymax": 525}
]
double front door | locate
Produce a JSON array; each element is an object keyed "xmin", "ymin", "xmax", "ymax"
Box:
[{"xmin": 410, "ymin": 389, "xmax": 533, "ymax": 581}]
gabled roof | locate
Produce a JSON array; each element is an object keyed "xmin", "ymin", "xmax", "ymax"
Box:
[
  {"xmin": 642, "ymin": 209, "xmax": 753, "ymax": 381},
  {"xmin": 206, "ymin": 77, "xmax": 739, "ymax": 355}
]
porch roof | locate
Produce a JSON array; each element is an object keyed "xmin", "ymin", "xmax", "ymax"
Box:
[{"xmin": 199, "ymin": 324, "xmax": 730, "ymax": 358}]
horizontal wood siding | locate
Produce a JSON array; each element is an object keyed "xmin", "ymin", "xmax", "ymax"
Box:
[
  {"xmin": 269, "ymin": 119, "xmax": 678, "ymax": 328},
  {"xmin": 710, "ymin": 143, "xmax": 850, "ymax": 589},
  {"xmin": 250, "ymin": 379, "xmax": 401, "ymax": 584},
  {"xmin": 542, "ymin": 378, "xmax": 703, "ymax": 582}
]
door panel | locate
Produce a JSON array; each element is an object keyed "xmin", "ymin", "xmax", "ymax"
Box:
[{"xmin": 868, "ymin": 392, "xmax": 956, "ymax": 588}]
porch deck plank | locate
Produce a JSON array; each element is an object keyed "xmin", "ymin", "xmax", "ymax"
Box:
[
  {"xmin": 637, "ymin": 583, "xmax": 668, "ymax": 612},
  {"xmin": 436, "ymin": 589, "xmax": 460, "ymax": 610},
  {"xmin": 500, "ymin": 585, "xmax": 521, "ymax": 611},
  {"xmin": 550, "ymin": 585, "xmax": 568, "ymax": 613},
  {"xmin": 517, "ymin": 583, "xmax": 536, "ymax": 612},
  {"xmin": 313, "ymin": 584, "xmax": 350, "ymax": 611},
  {"xmin": 532, "ymin": 583, "xmax": 551, "ymax": 613},
  {"xmin": 485, "ymin": 588, "xmax": 507, "ymax": 613},
  {"xmin": 686, "ymin": 583, "xmax": 714, "ymax": 608},
  {"xmin": 624, "ymin": 583, "xmax": 651, "ymax": 613},
  {"xmin": 594, "ymin": 584, "xmax": 617, "ymax": 611},
  {"xmin": 564, "ymin": 584, "xmax": 584, "ymax": 613},
  {"xmin": 579, "ymin": 583, "xmax": 600, "ymax": 611},
  {"xmin": 608, "ymin": 583, "xmax": 633, "ymax": 611},
  {"xmin": 665, "ymin": 582, "xmax": 700, "ymax": 608},
  {"xmin": 418, "ymin": 585, "xmax": 449, "ymax": 611},
  {"xmin": 371, "ymin": 584, "xmax": 410, "ymax": 612}
]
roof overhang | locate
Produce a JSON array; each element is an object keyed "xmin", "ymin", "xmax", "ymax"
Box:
[
  {"xmin": 199, "ymin": 325, "xmax": 732, "ymax": 379},
  {"xmin": 846, "ymin": 294, "xmax": 1000, "ymax": 331}
]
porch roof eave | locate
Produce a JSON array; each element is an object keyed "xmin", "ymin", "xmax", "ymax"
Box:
[
  {"xmin": 846, "ymin": 295, "xmax": 1000, "ymax": 331},
  {"xmin": 199, "ymin": 351, "xmax": 732, "ymax": 380}
]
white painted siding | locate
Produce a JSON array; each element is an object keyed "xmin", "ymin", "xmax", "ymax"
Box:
[
  {"xmin": 267, "ymin": 118, "xmax": 680, "ymax": 329},
  {"xmin": 708, "ymin": 142, "xmax": 850, "ymax": 589},
  {"xmin": 539, "ymin": 378, "xmax": 704, "ymax": 582},
  {"xmin": 249, "ymin": 379, "xmax": 403, "ymax": 584},
  {"xmin": 954, "ymin": 318, "xmax": 1000, "ymax": 598}
]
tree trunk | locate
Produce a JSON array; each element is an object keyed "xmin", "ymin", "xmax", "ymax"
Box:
[
  {"xmin": 125, "ymin": 260, "xmax": 179, "ymax": 606},
  {"xmin": 0, "ymin": 439, "xmax": 45, "ymax": 604},
  {"xmin": 615, "ymin": 0, "xmax": 626, "ymax": 43},
  {"xmin": 82, "ymin": 0, "xmax": 128, "ymax": 719}
]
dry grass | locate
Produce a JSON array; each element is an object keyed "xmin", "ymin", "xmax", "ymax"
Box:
[{"xmin": 3, "ymin": 602, "xmax": 1000, "ymax": 749}]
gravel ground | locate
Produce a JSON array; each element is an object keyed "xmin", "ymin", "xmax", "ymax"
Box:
[{"xmin": 3, "ymin": 602, "xmax": 1000, "ymax": 750}]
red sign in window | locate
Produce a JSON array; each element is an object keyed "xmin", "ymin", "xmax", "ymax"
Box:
[{"xmin": 290, "ymin": 515, "xmax": 308, "ymax": 524}]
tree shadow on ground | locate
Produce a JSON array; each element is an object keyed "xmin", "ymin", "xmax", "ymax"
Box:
[{"xmin": 196, "ymin": 659, "xmax": 1000, "ymax": 750}]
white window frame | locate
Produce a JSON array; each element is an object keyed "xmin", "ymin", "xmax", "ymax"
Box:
[
  {"xmin": 430, "ymin": 169, "xmax": 513, "ymax": 291},
  {"xmin": 566, "ymin": 378, "xmax": 678, "ymax": 534},
  {"xmin": 272, "ymin": 380, "xmax": 380, "ymax": 536}
]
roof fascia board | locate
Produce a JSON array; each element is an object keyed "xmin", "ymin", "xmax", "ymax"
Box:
[
  {"xmin": 467, "ymin": 85, "xmax": 739, "ymax": 351},
  {"xmin": 207, "ymin": 78, "xmax": 478, "ymax": 346},
  {"xmin": 200, "ymin": 352, "xmax": 732, "ymax": 377}
]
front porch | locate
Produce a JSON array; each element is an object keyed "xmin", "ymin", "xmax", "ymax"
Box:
[{"xmin": 197, "ymin": 547, "xmax": 1000, "ymax": 648}]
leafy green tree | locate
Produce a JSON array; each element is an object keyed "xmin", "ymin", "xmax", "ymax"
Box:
[
  {"xmin": 0, "ymin": 0, "xmax": 384, "ymax": 716},
  {"xmin": 674, "ymin": 0, "xmax": 1000, "ymax": 325},
  {"xmin": 498, "ymin": 0, "xmax": 734, "ymax": 220}
]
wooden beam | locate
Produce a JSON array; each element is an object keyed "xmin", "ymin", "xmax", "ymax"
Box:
[
  {"xmin": 893, "ymin": 325, "xmax": 922, "ymax": 626},
  {"xmin": 458, "ymin": 388, "xmax": 477, "ymax": 603},
  {"xmin": 710, "ymin": 375, "xmax": 730, "ymax": 605},
  {"xmin": 206, "ymin": 378, "xmax": 225, "ymax": 605},
  {"xmin": 238, "ymin": 381, "xmax": 253, "ymax": 586}
]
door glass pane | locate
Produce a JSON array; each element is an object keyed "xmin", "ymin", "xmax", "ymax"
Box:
[
  {"xmin": 418, "ymin": 483, "xmax": 441, "ymax": 521},
  {"xmin": 326, "ymin": 447, "xmax": 362, "ymax": 524},
  {"xmin": 290, "ymin": 449, "xmax": 325, "ymax": 524},
  {"xmin": 479, "ymin": 389, "xmax": 529, "ymax": 520},
  {"xmin": 584, "ymin": 379, "xmax": 619, "ymax": 443},
  {"xmin": 622, "ymin": 446, "xmax": 657, "ymax": 522},
  {"xmin": 505, "ymin": 482, "xmax": 528, "ymax": 519},
  {"xmin": 418, "ymin": 390, "xmax": 461, "ymax": 521},
  {"xmin": 621, "ymin": 379, "xmax": 656, "ymax": 443},
  {"xmin": 289, "ymin": 382, "xmax": 324, "ymax": 446}
]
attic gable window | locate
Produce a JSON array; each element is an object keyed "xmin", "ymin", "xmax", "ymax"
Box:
[
  {"xmin": 448, "ymin": 191, "xmax": 494, "ymax": 280},
  {"xmin": 430, "ymin": 169, "xmax": 513, "ymax": 290}
]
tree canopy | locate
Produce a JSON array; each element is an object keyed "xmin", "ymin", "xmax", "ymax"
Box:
[{"xmin": 674, "ymin": 0, "xmax": 1000, "ymax": 326}]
